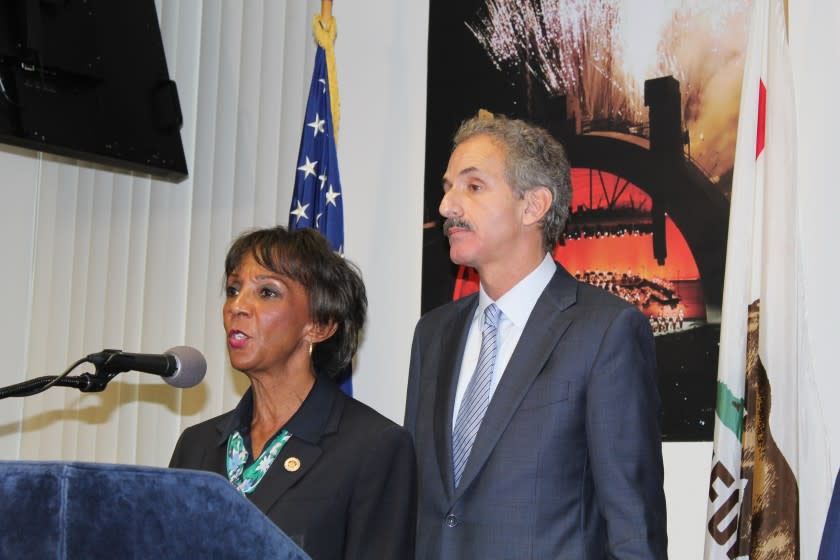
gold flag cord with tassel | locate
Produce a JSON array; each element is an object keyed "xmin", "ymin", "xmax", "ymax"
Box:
[{"xmin": 314, "ymin": 0, "xmax": 340, "ymax": 141}]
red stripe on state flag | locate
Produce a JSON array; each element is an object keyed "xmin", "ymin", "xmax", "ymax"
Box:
[{"xmin": 756, "ymin": 79, "xmax": 767, "ymax": 158}]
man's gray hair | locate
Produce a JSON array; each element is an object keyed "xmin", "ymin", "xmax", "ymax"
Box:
[{"xmin": 453, "ymin": 111, "xmax": 572, "ymax": 252}]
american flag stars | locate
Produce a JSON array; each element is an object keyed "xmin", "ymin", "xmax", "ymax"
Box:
[
  {"xmin": 290, "ymin": 200, "xmax": 309, "ymax": 224},
  {"xmin": 288, "ymin": 46, "xmax": 344, "ymax": 256},
  {"xmin": 307, "ymin": 113, "xmax": 326, "ymax": 136},
  {"xmin": 288, "ymin": 23, "xmax": 351, "ymax": 395},
  {"xmin": 297, "ymin": 156, "xmax": 318, "ymax": 179},
  {"xmin": 325, "ymin": 185, "xmax": 341, "ymax": 206}
]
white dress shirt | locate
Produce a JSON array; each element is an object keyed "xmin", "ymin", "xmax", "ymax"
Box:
[{"xmin": 452, "ymin": 253, "xmax": 556, "ymax": 430}]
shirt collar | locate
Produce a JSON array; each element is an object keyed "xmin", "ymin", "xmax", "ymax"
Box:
[
  {"xmin": 478, "ymin": 253, "xmax": 556, "ymax": 328},
  {"xmin": 284, "ymin": 373, "xmax": 336, "ymax": 443},
  {"xmin": 217, "ymin": 372, "xmax": 337, "ymax": 446}
]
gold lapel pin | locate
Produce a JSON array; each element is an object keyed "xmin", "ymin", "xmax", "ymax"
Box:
[{"xmin": 284, "ymin": 457, "xmax": 301, "ymax": 472}]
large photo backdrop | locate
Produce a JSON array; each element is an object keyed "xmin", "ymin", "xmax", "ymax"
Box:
[{"xmin": 423, "ymin": 0, "xmax": 751, "ymax": 441}]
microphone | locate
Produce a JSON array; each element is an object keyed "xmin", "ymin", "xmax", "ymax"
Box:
[{"xmin": 85, "ymin": 346, "xmax": 207, "ymax": 388}]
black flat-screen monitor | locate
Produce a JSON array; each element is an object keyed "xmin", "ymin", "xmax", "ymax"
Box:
[{"xmin": 0, "ymin": 0, "xmax": 188, "ymax": 182}]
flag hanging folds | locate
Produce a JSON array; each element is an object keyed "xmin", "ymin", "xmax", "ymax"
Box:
[
  {"xmin": 704, "ymin": 1, "xmax": 802, "ymax": 559},
  {"xmin": 819, "ymin": 469, "xmax": 840, "ymax": 560},
  {"xmin": 288, "ymin": 15, "xmax": 352, "ymax": 395}
]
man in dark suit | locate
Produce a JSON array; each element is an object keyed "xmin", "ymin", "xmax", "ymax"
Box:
[{"xmin": 404, "ymin": 112, "xmax": 668, "ymax": 558}]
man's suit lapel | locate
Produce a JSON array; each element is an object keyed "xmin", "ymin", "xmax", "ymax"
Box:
[
  {"xmin": 454, "ymin": 266, "xmax": 577, "ymax": 495},
  {"xmin": 433, "ymin": 295, "xmax": 479, "ymax": 496}
]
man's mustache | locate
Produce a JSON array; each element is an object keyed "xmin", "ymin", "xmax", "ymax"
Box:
[{"xmin": 443, "ymin": 218, "xmax": 472, "ymax": 237}]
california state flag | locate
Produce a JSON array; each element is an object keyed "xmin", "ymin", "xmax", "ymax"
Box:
[{"xmin": 704, "ymin": 0, "xmax": 804, "ymax": 558}]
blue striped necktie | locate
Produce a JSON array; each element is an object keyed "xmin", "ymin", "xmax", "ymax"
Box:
[{"xmin": 452, "ymin": 303, "xmax": 502, "ymax": 487}]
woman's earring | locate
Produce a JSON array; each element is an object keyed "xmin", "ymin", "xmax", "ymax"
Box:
[{"xmin": 308, "ymin": 342, "xmax": 313, "ymax": 356}]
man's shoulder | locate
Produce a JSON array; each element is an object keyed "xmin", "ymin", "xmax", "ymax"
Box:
[
  {"xmin": 574, "ymin": 280, "xmax": 636, "ymax": 309},
  {"xmin": 416, "ymin": 293, "xmax": 477, "ymax": 327},
  {"xmin": 567, "ymin": 281, "xmax": 654, "ymax": 339}
]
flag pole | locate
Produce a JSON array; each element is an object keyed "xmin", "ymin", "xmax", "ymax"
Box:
[
  {"xmin": 314, "ymin": 0, "xmax": 340, "ymax": 140},
  {"xmin": 321, "ymin": 0, "xmax": 332, "ymax": 20},
  {"xmin": 290, "ymin": 0, "xmax": 350, "ymax": 394}
]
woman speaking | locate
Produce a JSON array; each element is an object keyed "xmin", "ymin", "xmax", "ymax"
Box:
[{"xmin": 170, "ymin": 226, "xmax": 416, "ymax": 559}]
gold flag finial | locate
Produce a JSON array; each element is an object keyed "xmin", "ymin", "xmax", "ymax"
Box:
[{"xmin": 312, "ymin": 4, "xmax": 340, "ymax": 140}]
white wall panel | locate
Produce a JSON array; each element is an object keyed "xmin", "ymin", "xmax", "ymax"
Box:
[{"xmin": 0, "ymin": 1, "xmax": 837, "ymax": 556}]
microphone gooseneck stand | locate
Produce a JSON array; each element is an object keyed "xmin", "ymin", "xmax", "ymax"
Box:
[{"xmin": 0, "ymin": 353, "xmax": 124, "ymax": 399}]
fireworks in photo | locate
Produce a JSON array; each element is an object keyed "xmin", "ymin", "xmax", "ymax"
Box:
[{"xmin": 468, "ymin": 0, "xmax": 750, "ymax": 179}]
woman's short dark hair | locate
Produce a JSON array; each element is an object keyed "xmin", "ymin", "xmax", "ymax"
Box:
[{"xmin": 224, "ymin": 226, "xmax": 367, "ymax": 378}]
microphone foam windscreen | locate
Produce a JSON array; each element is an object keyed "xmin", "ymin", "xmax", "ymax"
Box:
[{"xmin": 164, "ymin": 346, "xmax": 207, "ymax": 388}]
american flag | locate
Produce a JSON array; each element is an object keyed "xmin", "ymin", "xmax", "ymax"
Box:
[
  {"xmin": 288, "ymin": 43, "xmax": 352, "ymax": 395},
  {"xmin": 289, "ymin": 47, "xmax": 344, "ymax": 253}
]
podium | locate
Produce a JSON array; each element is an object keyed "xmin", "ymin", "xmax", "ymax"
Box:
[{"xmin": 0, "ymin": 461, "xmax": 310, "ymax": 559}]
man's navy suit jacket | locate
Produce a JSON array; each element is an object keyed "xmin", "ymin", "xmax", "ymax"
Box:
[{"xmin": 405, "ymin": 263, "xmax": 668, "ymax": 559}]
